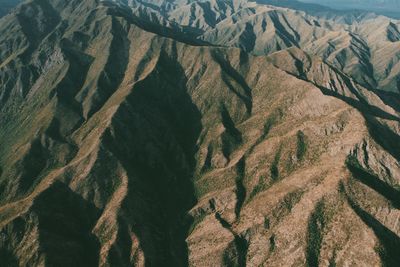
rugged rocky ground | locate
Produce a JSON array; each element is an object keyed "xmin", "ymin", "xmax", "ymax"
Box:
[{"xmin": 0, "ymin": 0, "xmax": 400, "ymax": 266}]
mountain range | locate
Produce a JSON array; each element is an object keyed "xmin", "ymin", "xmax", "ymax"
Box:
[
  {"xmin": 0, "ymin": 0, "xmax": 21, "ymax": 17},
  {"xmin": 0, "ymin": 0, "xmax": 400, "ymax": 266},
  {"xmin": 300, "ymin": 0, "xmax": 400, "ymax": 18},
  {"xmin": 302, "ymin": 0, "xmax": 400, "ymax": 9}
]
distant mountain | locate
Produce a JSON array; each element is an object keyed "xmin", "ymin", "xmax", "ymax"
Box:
[
  {"xmin": 113, "ymin": 0, "xmax": 400, "ymax": 92},
  {"xmin": 300, "ymin": 0, "xmax": 400, "ymax": 18},
  {"xmin": 302, "ymin": 0, "xmax": 400, "ymax": 8},
  {"xmin": 0, "ymin": 0, "xmax": 400, "ymax": 266},
  {"xmin": 0, "ymin": 0, "xmax": 20, "ymax": 17}
]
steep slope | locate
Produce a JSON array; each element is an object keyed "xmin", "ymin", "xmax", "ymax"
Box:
[
  {"xmin": 114, "ymin": 0, "xmax": 400, "ymax": 93},
  {"xmin": 200, "ymin": 3, "xmax": 400, "ymax": 92},
  {"xmin": 0, "ymin": 0, "xmax": 400, "ymax": 266}
]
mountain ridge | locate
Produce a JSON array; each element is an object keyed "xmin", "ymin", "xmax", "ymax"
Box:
[{"xmin": 100, "ymin": 0, "xmax": 400, "ymax": 93}]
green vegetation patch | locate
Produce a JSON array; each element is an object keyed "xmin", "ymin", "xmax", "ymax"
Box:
[{"xmin": 296, "ymin": 130, "xmax": 307, "ymax": 160}]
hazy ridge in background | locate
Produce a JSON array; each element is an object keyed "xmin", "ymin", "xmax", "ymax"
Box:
[
  {"xmin": 2, "ymin": 0, "xmax": 400, "ymax": 18},
  {"xmin": 0, "ymin": 0, "xmax": 20, "ymax": 17},
  {"xmin": 300, "ymin": 0, "xmax": 400, "ymax": 18}
]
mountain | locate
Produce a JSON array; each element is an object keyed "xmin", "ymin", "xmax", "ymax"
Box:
[
  {"xmin": 300, "ymin": 0, "xmax": 400, "ymax": 18},
  {"xmin": 103, "ymin": 0, "xmax": 400, "ymax": 93},
  {"xmin": 0, "ymin": 0, "xmax": 400, "ymax": 266},
  {"xmin": 302, "ymin": 0, "xmax": 400, "ymax": 9},
  {"xmin": 0, "ymin": 0, "xmax": 21, "ymax": 17}
]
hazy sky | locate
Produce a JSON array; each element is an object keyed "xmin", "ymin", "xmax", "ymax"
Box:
[{"xmin": 1, "ymin": 0, "xmax": 400, "ymax": 18}]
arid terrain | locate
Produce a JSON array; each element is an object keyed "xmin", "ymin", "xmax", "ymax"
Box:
[{"xmin": 0, "ymin": 0, "xmax": 400, "ymax": 266}]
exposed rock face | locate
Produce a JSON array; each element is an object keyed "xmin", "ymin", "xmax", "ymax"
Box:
[{"xmin": 0, "ymin": 0, "xmax": 400, "ymax": 266}]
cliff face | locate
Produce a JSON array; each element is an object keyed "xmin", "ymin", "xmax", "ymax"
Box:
[{"xmin": 0, "ymin": 0, "xmax": 400, "ymax": 266}]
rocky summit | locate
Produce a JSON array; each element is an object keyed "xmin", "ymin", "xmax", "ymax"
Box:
[{"xmin": 0, "ymin": 0, "xmax": 400, "ymax": 266}]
